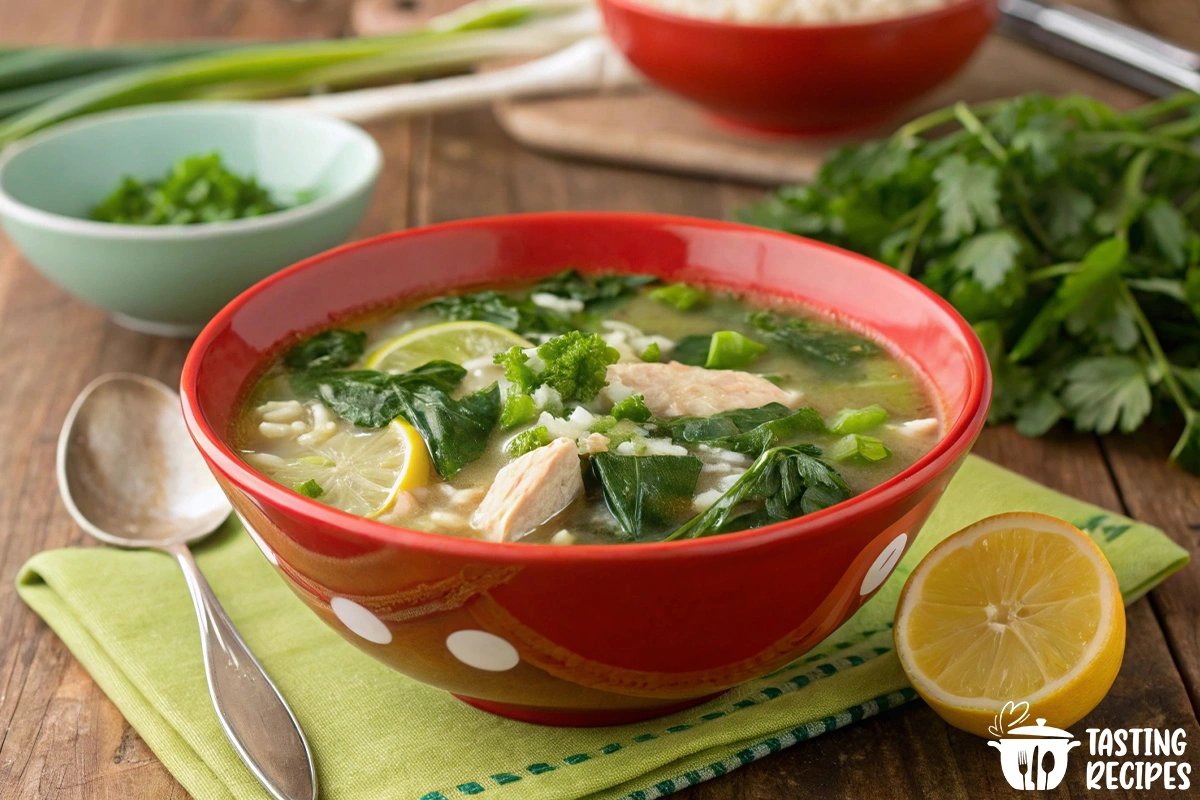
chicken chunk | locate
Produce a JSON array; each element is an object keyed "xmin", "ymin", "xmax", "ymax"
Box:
[
  {"xmin": 470, "ymin": 437, "xmax": 583, "ymax": 542},
  {"xmin": 603, "ymin": 362, "xmax": 797, "ymax": 418}
]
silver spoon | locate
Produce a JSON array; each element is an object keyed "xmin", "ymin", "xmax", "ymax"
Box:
[{"xmin": 56, "ymin": 372, "xmax": 316, "ymax": 800}]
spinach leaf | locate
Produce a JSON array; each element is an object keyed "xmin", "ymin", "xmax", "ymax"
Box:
[
  {"xmin": 288, "ymin": 360, "xmax": 497, "ymax": 478},
  {"xmin": 290, "ymin": 361, "xmax": 466, "ymax": 429},
  {"xmin": 423, "ymin": 291, "xmax": 571, "ymax": 335},
  {"xmin": 667, "ymin": 445, "xmax": 850, "ymax": 540},
  {"xmin": 663, "ymin": 402, "xmax": 794, "ymax": 442},
  {"xmin": 284, "ymin": 330, "xmax": 367, "ymax": 371},
  {"xmin": 707, "ymin": 407, "xmax": 826, "ymax": 455},
  {"xmin": 650, "ymin": 283, "xmax": 707, "ymax": 310},
  {"xmin": 673, "ymin": 334, "xmax": 714, "ymax": 367},
  {"xmin": 661, "ymin": 402, "xmax": 824, "ymax": 455},
  {"xmin": 747, "ymin": 311, "xmax": 881, "ymax": 367},
  {"xmin": 394, "ymin": 383, "xmax": 501, "ymax": 479},
  {"xmin": 591, "ymin": 453, "xmax": 703, "ymax": 540},
  {"xmin": 534, "ymin": 270, "xmax": 655, "ymax": 305}
]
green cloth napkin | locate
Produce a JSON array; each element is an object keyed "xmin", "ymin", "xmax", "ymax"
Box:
[{"xmin": 16, "ymin": 456, "xmax": 1189, "ymax": 800}]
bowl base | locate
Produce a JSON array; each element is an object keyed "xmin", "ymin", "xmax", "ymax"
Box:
[
  {"xmin": 110, "ymin": 312, "xmax": 203, "ymax": 338},
  {"xmin": 451, "ymin": 692, "xmax": 726, "ymax": 727}
]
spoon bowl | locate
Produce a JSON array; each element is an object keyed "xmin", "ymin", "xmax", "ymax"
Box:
[{"xmin": 58, "ymin": 373, "xmax": 232, "ymax": 547}]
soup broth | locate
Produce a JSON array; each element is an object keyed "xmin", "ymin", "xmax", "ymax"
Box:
[{"xmin": 233, "ymin": 273, "xmax": 939, "ymax": 545}]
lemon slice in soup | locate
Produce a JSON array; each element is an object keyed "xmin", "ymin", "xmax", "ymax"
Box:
[
  {"xmin": 366, "ymin": 321, "xmax": 532, "ymax": 373},
  {"xmin": 255, "ymin": 420, "xmax": 431, "ymax": 518}
]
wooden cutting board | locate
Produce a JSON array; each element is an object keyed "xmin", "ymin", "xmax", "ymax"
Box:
[{"xmin": 351, "ymin": 0, "xmax": 1146, "ymax": 184}]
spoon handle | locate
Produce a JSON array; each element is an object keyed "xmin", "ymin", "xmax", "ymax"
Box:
[{"xmin": 168, "ymin": 542, "xmax": 317, "ymax": 800}]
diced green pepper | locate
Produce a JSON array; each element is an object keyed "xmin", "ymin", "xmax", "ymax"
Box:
[{"xmin": 705, "ymin": 331, "xmax": 768, "ymax": 370}]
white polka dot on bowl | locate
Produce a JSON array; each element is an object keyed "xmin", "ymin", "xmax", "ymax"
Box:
[
  {"xmin": 331, "ymin": 597, "xmax": 392, "ymax": 644},
  {"xmin": 445, "ymin": 630, "xmax": 520, "ymax": 671},
  {"xmin": 860, "ymin": 532, "xmax": 907, "ymax": 596}
]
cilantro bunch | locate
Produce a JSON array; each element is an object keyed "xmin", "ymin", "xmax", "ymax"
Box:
[{"xmin": 741, "ymin": 93, "xmax": 1200, "ymax": 475}]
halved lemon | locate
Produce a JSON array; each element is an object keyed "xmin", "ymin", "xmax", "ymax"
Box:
[
  {"xmin": 894, "ymin": 512, "xmax": 1125, "ymax": 736},
  {"xmin": 366, "ymin": 321, "xmax": 532, "ymax": 373},
  {"xmin": 251, "ymin": 420, "xmax": 432, "ymax": 518}
]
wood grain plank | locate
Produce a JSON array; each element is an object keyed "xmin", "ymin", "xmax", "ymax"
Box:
[
  {"xmin": 1100, "ymin": 427, "xmax": 1200, "ymax": 714},
  {"xmin": 0, "ymin": 2, "xmax": 360, "ymax": 798}
]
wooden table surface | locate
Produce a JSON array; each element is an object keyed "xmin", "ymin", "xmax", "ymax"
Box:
[{"xmin": 1, "ymin": 1, "xmax": 1199, "ymax": 798}]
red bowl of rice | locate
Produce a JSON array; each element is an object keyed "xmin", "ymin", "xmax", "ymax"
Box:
[{"xmin": 599, "ymin": 0, "xmax": 998, "ymax": 135}]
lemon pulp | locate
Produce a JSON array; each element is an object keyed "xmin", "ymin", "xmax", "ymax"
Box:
[
  {"xmin": 253, "ymin": 420, "xmax": 431, "ymax": 518},
  {"xmin": 366, "ymin": 320, "xmax": 532, "ymax": 373},
  {"xmin": 894, "ymin": 512, "xmax": 1125, "ymax": 735}
]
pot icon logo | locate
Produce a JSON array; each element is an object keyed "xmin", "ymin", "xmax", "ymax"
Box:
[{"xmin": 988, "ymin": 704, "xmax": 1080, "ymax": 790}]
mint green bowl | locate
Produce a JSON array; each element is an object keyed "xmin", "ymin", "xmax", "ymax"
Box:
[{"xmin": 0, "ymin": 102, "xmax": 381, "ymax": 336}]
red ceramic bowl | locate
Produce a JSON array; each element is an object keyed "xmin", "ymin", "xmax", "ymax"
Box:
[
  {"xmin": 181, "ymin": 213, "xmax": 990, "ymax": 726},
  {"xmin": 599, "ymin": 0, "xmax": 998, "ymax": 134}
]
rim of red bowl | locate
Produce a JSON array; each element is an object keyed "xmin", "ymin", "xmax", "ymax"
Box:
[
  {"xmin": 180, "ymin": 212, "xmax": 991, "ymax": 564},
  {"xmin": 598, "ymin": 0, "xmax": 995, "ymax": 36}
]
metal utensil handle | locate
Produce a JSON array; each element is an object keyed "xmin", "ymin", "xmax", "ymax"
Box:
[
  {"xmin": 998, "ymin": 0, "xmax": 1200, "ymax": 95},
  {"xmin": 170, "ymin": 542, "xmax": 317, "ymax": 800}
]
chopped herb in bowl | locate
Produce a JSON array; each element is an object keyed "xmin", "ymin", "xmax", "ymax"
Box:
[{"xmin": 90, "ymin": 153, "xmax": 293, "ymax": 225}]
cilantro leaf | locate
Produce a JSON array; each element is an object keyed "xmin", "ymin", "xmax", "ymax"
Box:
[
  {"xmin": 953, "ymin": 230, "xmax": 1022, "ymax": 291},
  {"xmin": 1015, "ymin": 392, "xmax": 1065, "ymax": 437},
  {"xmin": 91, "ymin": 153, "xmax": 287, "ymax": 225},
  {"xmin": 933, "ymin": 155, "xmax": 1001, "ymax": 243},
  {"xmin": 1143, "ymin": 198, "xmax": 1189, "ymax": 269},
  {"xmin": 1062, "ymin": 357, "xmax": 1151, "ymax": 434},
  {"xmin": 1044, "ymin": 186, "xmax": 1095, "ymax": 245},
  {"xmin": 667, "ymin": 444, "xmax": 851, "ymax": 540}
]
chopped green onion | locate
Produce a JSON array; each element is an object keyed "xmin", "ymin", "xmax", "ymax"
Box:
[
  {"xmin": 294, "ymin": 478, "xmax": 324, "ymax": 499},
  {"xmin": 829, "ymin": 434, "xmax": 892, "ymax": 463},
  {"xmin": 827, "ymin": 404, "xmax": 890, "ymax": 435},
  {"xmin": 640, "ymin": 341, "xmax": 661, "ymax": 362}
]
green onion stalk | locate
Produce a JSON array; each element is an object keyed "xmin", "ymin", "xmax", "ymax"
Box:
[{"xmin": 0, "ymin": 0, "xmax": 595, "ymax": 148}]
